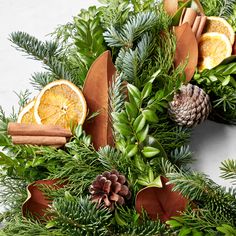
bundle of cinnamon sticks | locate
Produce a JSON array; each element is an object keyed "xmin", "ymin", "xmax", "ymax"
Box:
[
  {"xmin": 7, "ymin": 122, "xmax": 72, "ymax": 147},
  {"xmin": 179, "ymin": 8, "xmax": 206, "ymax": 41}
]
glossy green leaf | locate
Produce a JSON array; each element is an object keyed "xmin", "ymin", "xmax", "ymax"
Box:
[
  {"xmin": 127, "ymin": 84, "xmax": 141, "ymax": 100},
  {"xmin": 113, "ymin": 123, "xmax": 132, "ymax": 136},
  {"xmin": 126, "ymin": 144, "xmax": 138, "ymax": 157},
  {"xmin": 125, "ymin": 102, "xmax": 138, "ymax": 119},
  {"xmin": 222, "ymin": 76, "xmax": 231, "ymax": 86},
  {"xmin": 142, "ymin": 109, "xmax": 158, "ymax": 123},
  {"xmin": 134, "ymin": 155, "xmax": 146, "ymax": 171},
  {"xmin": 166, "ymin": 219, "xmax": 183, "ymax": 228},
  {"xmin": 133, "ymin": 115, "xmax": 146, "ymax": 133},
  {"xmin": 137, "ymin": 125, "xmax": 149, "ymax": 143},
  {"xmin": 142, "ymin": 146, "xmax": 160, "ymax": 158},
  {"xmin": 141, "ymin": 82, "xmax": 152, "ymax": 99},
  {"xmin": 179, "ymin": 227, "xmax": 192, "ymax": 236}
]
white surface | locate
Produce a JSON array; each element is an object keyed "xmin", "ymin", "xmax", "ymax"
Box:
[{"xmin": 0, "ymin": 0, "xmax": 235, "ymax": 199}]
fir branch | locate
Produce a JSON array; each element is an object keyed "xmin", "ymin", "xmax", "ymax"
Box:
[
  {"xmin": 201, "ymin": 0, "xmax": 236, "ymax": 18},
  {"xmin": 220, "ymin": 159, "xmax": 236, "ymax": 185},
  {"xmin": 167, "ymin": 172, "xmax": 236, "ymax": 225},
  {"xmin": 30, "ymin": 72, "xmax": 55, "ymax": 91},
  {"xmin": 51, "ymin": 196, "xmax": 112, "ymax": 236},
  {"xmin": 104, "ymin": 12, "xmax": 158, "ymax": 48},
  {"xmin": 0, "ymin": 216, "xmax": 65, "ymax": 236},
  {"xmin": 169, "ymin": 145, "xmax": 193, "ymax": 169},
  {"xmin": 10, "ymin": 32, "xmax": 59, "ymax": 61},
  {"xmin": 14, "ymin": 90, "xmax": 31, "ymax": 112},
  {"xmin": 167, "ymin": 208, "xmax": 233, "ymax": 235},
  {"xmin": 109, "ymin": 73, "xmax": 126, "ymax": 115}
]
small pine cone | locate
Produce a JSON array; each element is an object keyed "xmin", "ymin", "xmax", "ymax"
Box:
[
  {"xmin": 89, "ymin": 170, "xmax": 131, "ymax": 209},
  {"xmin": 168, "ymin": 84, "xmax": 211, "ymax": 127}
]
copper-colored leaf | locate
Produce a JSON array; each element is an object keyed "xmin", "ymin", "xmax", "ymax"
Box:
[
  {"xmin": 22, "ymin": 179, "xmax": 64, "ymax": 221},
  {"xmin": 83, "ymin": 51, "xmax": 116, "ymax": 150},
  {"xmin": 163, "ymin": 0, "xmax": 178, "ymax": 16},
  {"xmin": 174, "ymin": 22, "xmax": 198, "ymax": 82},
  {"xmin": 233, "ymin": 34, "xmax": 236, "ymax": 55},
  {"xmin": 135, "ymin": 176, "xmax": 188, "ymax": 222}
]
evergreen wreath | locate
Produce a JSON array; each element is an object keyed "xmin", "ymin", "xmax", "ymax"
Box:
[{"xmin": 0, "ymin": 0, "xmax": 236, "ymax": 235}]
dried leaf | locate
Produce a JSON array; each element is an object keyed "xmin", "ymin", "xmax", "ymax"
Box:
[
  {"xmin": 135, "ymin": 176, "xmax": 188, "ymax": 222},
  {"xmin": 163, "ymin": 0, "xmax": 178, "ymax": 16},
  {"xmin": 174, "ymin": 23, "xmax": 198, "ymax": 81},
  {"xmin": 83, "ymin": 51, "xmax": 116, "ymax": 150},
  {"xmin": 22, "ymin": 179, "xmax": 64, "ymax": 221}
]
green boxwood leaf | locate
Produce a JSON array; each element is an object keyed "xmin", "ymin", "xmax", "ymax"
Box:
[
  {"xmin": 142, "ymin": 109, "xmax": 158, "ymax": 123},
  {"xmin": 127, "ymin": 84, "xmax": 141, "ymax": 101},
  {"xmin": 141, "ymin": 82, "xmax": 152, "ymax": 99},
  {"xmin": 142, "ymin": 146, "xmax": 160, "ymax": 158},
  {"xmin": 133, "ymin": 114, "xmax": 146, "ymax": 133},
  {"xmin": 125, "ymin": 102, "xmax": 138, "ymax": 119},
  {"xmin": 179, "ymin": 227, "xmax": 192, "ymax": 236},
  {"xmin": 137, "ymin": 125, "xmax": 149, "ymax": 142},
  {"xmin": 112, "ymin": 111, "xmax": 129, "ymax": 124},
  {"xmin": 126, "ymin": 144, "xmax": 138, "ymax": 157},
  {"xmin": 166, "ymin": 219, "xmax": 183, "ymax": 228},
  {"xmin": 113, "ymin": 123, "xmax": 132, "ymax": 136}
]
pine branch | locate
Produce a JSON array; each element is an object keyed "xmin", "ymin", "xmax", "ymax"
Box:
[
  {"xmin": 220, "ymin": 159, "xmax": 236, "ymax": 185},
  {"xmin": 51, "ymin": 196, "xmax": 112, "ymax": 236}
]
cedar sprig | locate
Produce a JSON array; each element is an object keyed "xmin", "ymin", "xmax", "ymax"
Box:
[{"xmin": 220, "ymin": 159, "xmax": 236, "ymax": 185}]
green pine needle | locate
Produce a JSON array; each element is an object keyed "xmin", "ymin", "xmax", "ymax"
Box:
[{"xmin": 220, "ymin": 159, "xmax": 236, "ymax": 185}]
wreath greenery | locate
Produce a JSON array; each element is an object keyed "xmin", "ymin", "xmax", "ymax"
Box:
[{"xmin": 0, "ymin": 0, "xmax": 236, "ymax": 235}]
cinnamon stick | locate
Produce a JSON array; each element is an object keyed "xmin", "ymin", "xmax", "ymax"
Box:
[
  {"xmin": 196, "ymin": 15, "xmax": 207, "ymax": 41},
  {"xmin": 192, "ymin": 16, "xmax": 201, "ymax": 35},
  {"xmin": 180, "ymin": 8, "xmax": 197, "ymax": 27},
  {"xmin": 12, "ymin": 136, "xmax": 66, "ymax": 146},
  {"xmin": 8, "ymin": 122, "xmax": 72, "ymax": 137}
]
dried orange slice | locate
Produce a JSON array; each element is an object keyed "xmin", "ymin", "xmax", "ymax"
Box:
[
  {"xmin": 198, "ymin": 32, "xmax": 232, "ymax": 71},
  {"xmin": 17, "ymin": 100, "xmax": 37, "ymax": 124},
  {"xmin": 34, "ymin": 80, "xmax": 87, "ymax": 130},
  {"xmin": 204, "ymin": 16, "xmax": 235, "ymax": 45}
]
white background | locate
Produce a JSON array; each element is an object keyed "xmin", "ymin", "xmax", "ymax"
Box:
[{"xmin": 0, "ymin": 0, "xmax": 235, "ymax": 201}]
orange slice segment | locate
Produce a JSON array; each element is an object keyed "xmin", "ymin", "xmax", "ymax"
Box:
[
  {"xmin": 198, "ymin": 32, "xmax": 232, "ymax": 71},
  {"xmin": 204, "ymin": 16, "xmax": 235, "ymax": 45},
  {"xmin": 34, "ymin": 80, "xmax": 87, "ymax": 130},
  {"xmin": 17, "ymin": 100, "xmax": 37, "ymax": 124}
]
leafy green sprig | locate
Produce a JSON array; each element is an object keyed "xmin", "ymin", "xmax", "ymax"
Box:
[
  {"xmin": 193, "ymin": 62, "xmax": 236, "ymax": 124},
  {"xmin": 220, "ymin": 159, "xmax": 236, "ymax": 185}
]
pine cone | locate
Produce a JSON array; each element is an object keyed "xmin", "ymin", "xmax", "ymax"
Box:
[
  {"xmin": 168, "ymin": 84, "xmax": 211, "ymax": 127},
  {"xmin": 89, "ymin": 170, "xmax": 131, "ymax": 209}
]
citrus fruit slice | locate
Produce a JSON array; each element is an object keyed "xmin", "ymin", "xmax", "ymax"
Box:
[
  {"xmin": 198, "ymin": 32, "xmax": 232, "ymax": 71},
  {"xmin": 17, "ymin": 100, "xmax": 37, "ymax": 124},
  {"xmin": 204, "ymin": 16, "xmax": 235, "ymax": 45},
  {"xmin": 34, "ymin": 80, "xmax": 87, "ymax": 130}
]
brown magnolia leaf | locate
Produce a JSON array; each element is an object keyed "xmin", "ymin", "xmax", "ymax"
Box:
[
  {"xmin": 83, "ymin": 50, "xmax": 116, "ymax": 150},
  {"xmin": 163, "ymin": 0, "xmax": 178, "ymax": 16},
  {"xmin": 22, "ymin": 179, "xmax": 64, "ymax": 221},
  {"xmin": 174, "ymin": 22, "xmax": 198, "ymax": 82},
  {"xmin": 233, "ymin": 35, "xmax": 236, "ymax": 55},
  {"xmin": 135, "ymin": 176, "xmax": 188, "ymax": 222}
]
